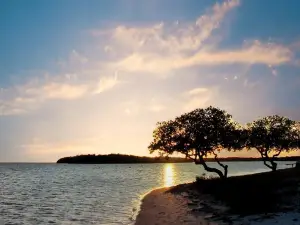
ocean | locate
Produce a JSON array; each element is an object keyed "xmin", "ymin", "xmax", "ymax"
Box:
[{"xmin": 0, "ymin": 162, "xmax": 293, "ymax": 225}]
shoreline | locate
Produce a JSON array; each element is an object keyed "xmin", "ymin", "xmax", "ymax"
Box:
[
  {"xmin": 135, "ymin": 169, "xmax": 300, "ymax": 225},
  {"xmin": 135, "ymin": 185, "xmax": 211, "ymax": 225},
  {"xmin": 135, "ymin": 183, "xmax": 224, "ymax": 225}
]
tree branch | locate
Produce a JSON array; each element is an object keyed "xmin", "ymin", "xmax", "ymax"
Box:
[
  {"xmin": 212, "ymin": 151, "xmax": 225, "ymax": 168},
  {"xmin": 272, "ymin": 148, "xmax": 283, "ymax": 159}
]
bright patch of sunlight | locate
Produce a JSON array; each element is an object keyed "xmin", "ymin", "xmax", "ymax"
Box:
[{"xmin": 164, "ymin": 164, "xmax": 175, "ymax": 187}]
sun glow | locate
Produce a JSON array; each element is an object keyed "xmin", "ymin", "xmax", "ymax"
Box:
[{"xmin": 164, "ymin": 164, "xmax": 175, "ymax": 187}]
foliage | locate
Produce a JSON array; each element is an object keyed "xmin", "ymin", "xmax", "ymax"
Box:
[
  {"xmin": 246, "ymin": 115, "xmax": 299, "ymax": 171},
  {"xmin": 149, "ymin": 106, "xmax": 243, "ymax": 179},
  {"xmin": 56, "ymin": 154, "xmax": 191, "ymax": 164}
]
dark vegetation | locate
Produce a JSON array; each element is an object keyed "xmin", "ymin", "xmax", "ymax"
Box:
[
  {"xmin": 170, "ymin": 168, "xmax": 300, "ymax": 216},
  {"xmin": 149, "ymin": 107, "xmax": 243, "ymax": 179},
  {"xmin": 247, "ymin": 115, "xmax": 299, "ymax": 171},
  {"xmin": 149, "ymin": 106, "xmax": 300, "ymax": 178},
  {"xmin": 57, "ymin": 154, "xmax": 192, "ymax": 164},
  {"xmin": 56, "ymin": 154, "xmax": 300, "ymax": 164},
  {"xmin": 195, "ymin": 168, "xmax": 300, "ymax": 215}
]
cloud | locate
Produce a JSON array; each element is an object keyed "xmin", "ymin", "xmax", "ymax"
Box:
[
  {"xmin": 0, "ymin": 0, "xmax": 296, "ymax": 117},
  {"xmin": 27, "ymin": 82, "xmax": 88, "ymax": 100},
  {"xmin": 106, "ymin": 0, "xmax": 240, "ymax": 54},
  {"xmin": 0, "ymin": 80, "xmax": 89, "ymax": 116},
  {"xmin": 0, "ymin": 76, "xmax": 119, "ymax": 116},
  {"xmin": 183, "ymin": 87, "xmax": 218, "ymax": 112},
  {"xmin": 93, "ymin": 74, "xmax": 118, "ymax": 94},
  {"xmin": 2, "ymin": 0, "xmax": 300, "ymax": 162},
  {"xmin": 0, "ymin": 56, "xmax": 120, "ymax": 116},
  {"xmin": 100, "ymin": 0, "xmax": 292, "ymax": 74},
  {"xmin": 187, "ymin": 88, "xmax": 210, "ymax": 96},
  {"xmin": 114, "ymin": 39, "xmax": 291, "ymax": 74}
]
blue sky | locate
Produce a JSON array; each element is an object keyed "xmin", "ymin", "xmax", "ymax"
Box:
[{"xmin": 1, "ymin": 0, "xmax": 300, "ymax": 162}]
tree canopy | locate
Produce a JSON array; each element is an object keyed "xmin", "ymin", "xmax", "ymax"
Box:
[
  {"xmin": 246, "ymin": 115, "xmax": 299, "ymax": 171},
  {"xmin": 149, "ymin": 106, "xmax": 243, "ymax": 179}
]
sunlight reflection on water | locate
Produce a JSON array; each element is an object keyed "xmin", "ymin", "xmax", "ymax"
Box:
[
  {"xmin": 164, "ymin": 164, "xmax": 175, "ymax": 187},
  {"xmin": 0, "ymin": 162, "xmax": 294, "ymax": 225}
]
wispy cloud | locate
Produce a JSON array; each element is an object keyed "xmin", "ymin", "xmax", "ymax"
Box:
[
  {"xmin": 0, "ymin": 0, "xmax": 296, "ymax": 117},
  {"xmin": 0, "ymin": 53, "xmax": 118, "ymax": 116},
  {"xmin": 100, "ymin": 0, "xmax": 240, "ymax": 54},
  {"xmin": 93, "ymin": 74, "xmax": 119, "ymax": 94},
  {"xmin": 183, "ymin": 87, "xmax": 218, "ymax": 112},
  {"xmin": 100, "ymin": 0, "xmax": 292, "ymax": 74}
]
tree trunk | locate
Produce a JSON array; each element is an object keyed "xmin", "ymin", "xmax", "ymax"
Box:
[
  {"xmin": 263, "ymin": 160, "xmax": 273, "ymax": 170},
  {"xmin": 270, "ymin": 160, "xmax": 277, "ymax": 172},
  {"xmin": 270, "ymin": 150, "xmax": 282, "ymax": 172},
  {"xmin": 258, "ymin": 149, "xmax": 278, "ymax": 172},
  {"xmin": 198, "ymin": 155, "xmax": 225, "ymax": 179},
  {"xmin": 265, "ymin": 152, "xmax": 277, "ymax": 172},
  {"xmin": 213, "ymin": 152, "xmax": 228, "ymax": 178}
]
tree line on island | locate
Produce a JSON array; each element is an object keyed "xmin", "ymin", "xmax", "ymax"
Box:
[
  {"xmin": 57, "ymin": 154, "xmax": 192, "ymax": 164},
  {"xmin": 149, "ymin": 106, "xmax": 300, "ymax": 179},
  {"xmin": 57, "ymin": 154, "xmax": 300, "ymax": 164}
]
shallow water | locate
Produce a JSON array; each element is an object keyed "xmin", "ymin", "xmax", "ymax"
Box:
[{"xmin": 0, "ymin": 162, "xmax": 294, "ymax": 225}]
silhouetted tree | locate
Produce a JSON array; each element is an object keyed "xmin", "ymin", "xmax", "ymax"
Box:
[
  {"xmin": 56, "ymin": 154, "xmax": 191, "ymax": 164},
  {"xmin": 149, "ymin": 106, "xmax": 243, "ymax": 179},
  {"xmin": 246, "ymin": 115, "xmax": 299, "ymax": 171}
]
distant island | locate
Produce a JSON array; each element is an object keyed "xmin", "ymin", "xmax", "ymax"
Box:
[
  {"xmin": 56, "ymin": 154, "xmax": 300, "ymax": 164},
  {"xmin": 56, "ymin": 154, "xmax": 192, "ymax": 164}
]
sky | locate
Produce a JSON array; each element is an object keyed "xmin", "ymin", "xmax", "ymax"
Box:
[{"xmin": 1, "ymin": 0, "xmax": 300, "ymax": 162}]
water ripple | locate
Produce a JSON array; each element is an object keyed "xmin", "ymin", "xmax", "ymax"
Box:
[{"xmin": 0, "ymin": 162, "xmax": 292, "ymax": 224}]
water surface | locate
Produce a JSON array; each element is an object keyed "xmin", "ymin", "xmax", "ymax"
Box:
[{"xmin": 0, "ymin": 162, "xmax": 293, "ymax": 225}]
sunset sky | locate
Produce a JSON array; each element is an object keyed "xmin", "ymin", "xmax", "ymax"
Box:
[{"xmin": 1, "ymin": 0, "xmax": 300, "ymax": 162}]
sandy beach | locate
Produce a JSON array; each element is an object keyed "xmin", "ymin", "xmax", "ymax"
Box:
[
  {"xmin": 135, "ymin": 169, "xmax": 300, "ymax": 225},
  {"xmin": 135, "ymin": 186, "xmax": 218, "ymax": 225}
]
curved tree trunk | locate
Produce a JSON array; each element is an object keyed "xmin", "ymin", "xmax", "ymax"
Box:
[
  {"xmin": 258, "ymin": 149, "xmax": 278, "ymax": 172},
  {"xmin": 269, "ymin": 159, "xmax": 277, "ymax": 171},
  {"xmin": 263, "ymin": 159, "xmax": 274, "ymax": 171},
  {"xmin": 198, "ymin": 155, "xmax": 225, "ymax": 179},
  {"xmin": 265, "ymin": 152, "xmax": 278, "ymax": 172},
  {"xmin": 270, "ymin": 149, "xmax": 282, "ymax": 172},
  {"xmin": 213, "ymin": 152, "xmax": 228, "ymax": 178}
]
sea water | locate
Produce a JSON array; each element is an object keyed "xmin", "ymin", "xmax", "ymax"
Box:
[{"xmin": 0, "ymin": 162, "xmax": 293, "ymax": 225}]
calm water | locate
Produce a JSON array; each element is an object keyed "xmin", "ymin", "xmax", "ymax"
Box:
[{"xmin": 0, "ymin": 162, "xmax": 294, "ymax": 225}]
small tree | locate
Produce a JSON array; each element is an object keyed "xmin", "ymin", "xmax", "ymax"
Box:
[
  {"xmin": 247, "ymin": 115, "xmax": 298, "ymax": 171},
  {"xmin": 149, "ymin": 106, "xmax": 242, "ymax": 179}
]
